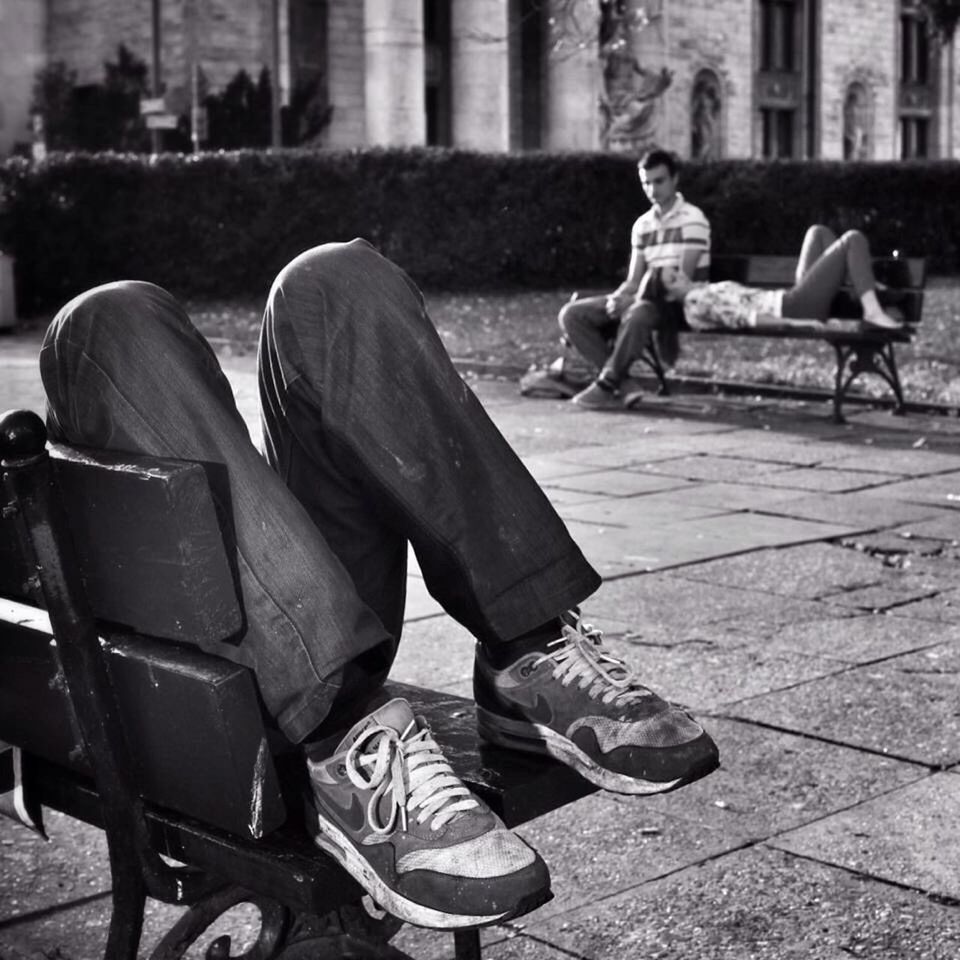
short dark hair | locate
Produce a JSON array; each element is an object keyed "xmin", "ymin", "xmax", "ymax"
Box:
[{"xmin": 639, "ymin": 149, "xmax": 680, "ymax": 177}]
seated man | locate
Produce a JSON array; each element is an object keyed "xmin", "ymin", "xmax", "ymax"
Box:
[
  {"xmin": 41, "ymin": 239, "xmax": 718, "ymax": 931},
  {"xmin": 561, "ymin": 149, "xmax": 711, "ymax": 409}
]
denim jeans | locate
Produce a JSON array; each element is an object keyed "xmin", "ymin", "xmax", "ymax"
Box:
[{"xmin": 40, "ymin": 239, "xmax": 600, "ymax": 743}]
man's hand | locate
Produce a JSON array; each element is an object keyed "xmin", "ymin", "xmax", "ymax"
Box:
[{"xmin": 605, "ymin": 290, "xmax": 634, "ymax": 318}]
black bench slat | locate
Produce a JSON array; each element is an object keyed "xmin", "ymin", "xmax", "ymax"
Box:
[
  {"xmin": 27, "ymin": 757, "xmax": 364, "ymax": 917},
  {"xmin": 7, "ymin": 445, "xmax": 244, "ymax": 646},
  {"xmin": 0, "ymin": 600, "xmax": 287, "ymax": 838}
]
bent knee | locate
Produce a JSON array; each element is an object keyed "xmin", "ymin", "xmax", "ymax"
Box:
[
  {"xmin": 274, "ymin": 238, "xmax": 398, "ymax": 295},
  {"xmin": 46, "ymin": 280, "xmax": 179, "ymax": 346},
  {"xmin": 621, "ymin": 301, "xmax": 659, "ymax": 327}
]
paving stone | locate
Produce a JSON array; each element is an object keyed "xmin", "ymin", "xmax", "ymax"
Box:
[
  {"xmin": 670, "ymin": 542, "xmax": 888, "ymax": 600},
  {"xmin": 497, "ymin": 791, "xmax": 738, "ymax": 921},
  {"xmin": 821, "ymin": 580, "xmax": 940, "ymax": 613},
  {"xmin": 896, "ymin": 511, "xmax": 960, "ymax": 542},
  {"xmin": 730, "ymin": 642, "xmax": 960, "ymax": 766},
  {"xmin": 838, "ymin": 529, "xmax": 946, "ymax": 556},
  {"xmin": 558, "ymin": 496, "xmax": 720, "ymax": 527},
  {"xmin": 634, "ymin": 455, "xmax": 796, "ymax": 483},
  {"xmin": 566, "ymin": 507, "xmax": 854, "ymax": 576},
  {"xmin": 859, "ymin": 471, "xmax": 960, "ymax": 508},
  {"xmin": 402, "ymin": 573, "xmax": 444, "ymax": 621},
  {"xmin": 0, "ymin": 812, "xmax": 108, "ymax": 922},
  {"xmin": 515, "ymin": 453, "xmax": 603, "ymax": 483},
  {"xmin": 748, "ymin": 466, "xmax": 900, "ymax": 493},
  {"xmin": 772, "ymin": 772, "xmax": 960, "ymax": 901},
  {"xmin": 545, "ymin": 468, "xmax": 695, "ymax": 498},
  {"xmin": 620, "ymin": 481, "xmax": 806, "ymax": 513},
  {"xmin": 887, "ymin": 590, "xmax": 960, "ymax": 623},
  {"xmin": 643, "ymin": 716, "xmax": 924, "ymax": 834},
  {"xmin": 553, "ymin": 436, "xmax": 715, "ymax": 467},
  {"xmin": 718, "ymin": 610, "xmax": 960, "ymax": 663},
  {"xmin": 584, "ymin": 574, "xmax": 834, "ymax": 642},
  {"xmin": 389, "ymin": 613, "xmax": 476, "ymax": 689},
  {"xmin": 707, "ymin": 437, "xmax": 826, "ymax": 466},
  {"xmin": 541, "ymin": 485, "xmax": 608, "ymax": 506},
  {"xmin": 751, "ymin": 491, "xmax": 941, "ymax": 528},
  {"xmin": 492, "ymin": 845, "xmax": 960, "ymax": 960},
  {"xmin": 825, "ymin": 446, "xmax": 960, "ymax": 476},
  {"xmin": 599, "ymin": 630, "xmax": 844, "ymax": 712}
]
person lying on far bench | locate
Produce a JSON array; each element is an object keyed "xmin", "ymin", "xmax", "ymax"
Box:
[
  {"xmin": 661, "ymin": 224, "xmax": 904, "ymax": 332},
  {"xmin": 40, "ymin": 239, "xmax": 719, "ymax": 932}
]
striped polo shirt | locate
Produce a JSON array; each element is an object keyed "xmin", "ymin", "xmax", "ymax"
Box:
[{"xmin": 630, "ymin": 192, "xmax": 711, "ymax": 280}]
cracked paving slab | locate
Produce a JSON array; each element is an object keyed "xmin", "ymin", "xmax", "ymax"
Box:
[
  {"xmin": 728, "ymin": 642, "xmax": 960, "ymax": 767},
  {"xmin": 771, "ymin": 772, "xmax": 960, "ymax": 902},
  {"xmin": 480, "ymin": 845, "xmax": 960, "ymax": 960}
]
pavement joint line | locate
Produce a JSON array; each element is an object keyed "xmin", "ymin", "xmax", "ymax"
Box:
[
  {"xmin": 543, "ymin": 836, "xmax": 764, "ymax": 927},
  {"xmin": 712, "ymin": 713, "xmax": 950, "ymax": 771},
  {"xmin": 765, "ymin": 845, "xmax": 960, "ymax": 909},
  {"xmin": 0, "ymin": 889, "xmax": 113, "ymax": 930},
  {"xmin": 490, "ymin": 928, "xmax": 590, "ymax": 960}
]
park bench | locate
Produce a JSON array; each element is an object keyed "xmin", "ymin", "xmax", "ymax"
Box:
[
  {"xmin": 640, "ymin": 252, "xmax": 928, "ymax": 423},
  {"xmin": 0, "ymin": 408, "xmax": 595, "ymax": 960},
  {"xmin": 526, "ymin": 252, "xmax": 927, "ymax": 423}
]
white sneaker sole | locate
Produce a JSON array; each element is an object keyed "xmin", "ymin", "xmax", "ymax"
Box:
[
  {"xmin": 309, "ymin": 808, "xmax": 511, "ymax": 929},
  {"xmin": 476, "ymin": 706, "xmax": 683, "ymax": 796}
]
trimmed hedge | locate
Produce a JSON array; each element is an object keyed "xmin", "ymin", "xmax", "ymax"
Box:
[{"xmin": 1, "ymin": 149, "xmax": 958, "ymax": 315}]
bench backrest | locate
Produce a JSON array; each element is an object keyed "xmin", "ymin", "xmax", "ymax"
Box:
[
  {"xmin": 1, "ymin": 444, "xmax": 243, "ymax": 644},
  {"xmin": 1, "ymin": 426, "xmax": 286, "ymax": 838},
  {"xmin": 710, "ymin": 253, "xmax": 927, "ymax": 326}
]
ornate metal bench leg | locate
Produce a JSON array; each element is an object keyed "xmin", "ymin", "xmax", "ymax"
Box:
[
  {"xmin": 453, "ymin": 928, "xmax": 482, "ymax": 960},
  {"xmin": 149, "ymin": 885, "xmax": 290, "ymax": 960},
  {"xmin": 638, "ymin": 345, "xmax": 669, "ymax": 396},
  {"xmin": 831, "ymin": 343, "xmax": 851, "ymax": 424},
  {"xmin": 882, "ymin": 343, "xmax": 907, "ymax": 414},
  {"xmin": 105, "ymin": 869, "xmax": 148, "ymax": 960}
]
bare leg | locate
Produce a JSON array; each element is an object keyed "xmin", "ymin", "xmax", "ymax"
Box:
[
  {"xmin": 782, "ymin": 229, "xmax": 895, "ymax": 324},
  {"xmin": 795, "ymin": 224, "xmax": 837, "ymax": 284}
]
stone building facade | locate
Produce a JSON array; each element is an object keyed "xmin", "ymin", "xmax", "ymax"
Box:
[{"xmin": 1, "ymin": 0, "xmax": 957, "ymax": 160}]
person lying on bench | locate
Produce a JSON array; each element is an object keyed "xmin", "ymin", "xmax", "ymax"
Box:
[
  {"xmin": 662, "ymin": 224, "xmax": 903, "ymax": 332},
  {"xmin": 40, "ymin": 239, "xmax": 719, "ymax": 932}
]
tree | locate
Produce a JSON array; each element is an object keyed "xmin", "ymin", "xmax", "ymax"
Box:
[{"xmin": 920, "ymin": 0, "xmax": 960, "ymax": 41}]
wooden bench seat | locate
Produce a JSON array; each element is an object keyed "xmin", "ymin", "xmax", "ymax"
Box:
[
  {"xmin": 0, "ymin": 409, "xmax": 595, "ymax": 960},
  {"xmin": 638, "ymin": 252, "xmax": 928, "ymax": 422}
]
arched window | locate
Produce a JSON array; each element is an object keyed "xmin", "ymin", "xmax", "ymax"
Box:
[
  {"xmin": 690, "ymin": 69, "xmax": 722, "ymax": 160},
  {"xmin": 842, "ymin": 81, "xmax": 871, "ymax": 159}
]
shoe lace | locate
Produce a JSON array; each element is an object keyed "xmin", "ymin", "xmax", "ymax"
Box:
[
  {"xmin": 345, "ymin": 718, "xmax": 479, "ymax": 835},
  {"xmin": 534, "ymin": 614, "xmax": 650, "ymax": 707}
]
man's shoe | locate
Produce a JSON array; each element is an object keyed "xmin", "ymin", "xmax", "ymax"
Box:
[
  {"xmin": 306, "ymin": 698, "xmax": 551, "ymax": 929},
  {"xmin": 571, "ymin": 380, "xmax": 621, "ymax": 410},
  {"xmin": 474, "ymin": 614, "xmax": 719, "ymax": 795},
  {"xmin": 619, "ymin": 376, "xmax": 646, "ymax": 409}
]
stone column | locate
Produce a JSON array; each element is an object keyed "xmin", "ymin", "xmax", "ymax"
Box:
[
  {"xmin": 363, "ymin": 0, "xmax": 425, "ymax": 145},
  {"xmin": 450, "ymin": 0, "xmax": 511, "ymax": 151},
  {"xmin": 543, "ymin": 0, "xmax": 599, "ymax": 151}
]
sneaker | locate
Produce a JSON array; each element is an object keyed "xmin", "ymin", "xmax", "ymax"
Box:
[
  {"xmin": 619, "ymin": 376, "xmax": 646, "ymax": 409},
  {"xmin": 306, "ymin": 698, "xmax": 551, "ymax": 929},
  {"xmin": 474, "ymin": 614, "xmax": 719, "ymax": 795},
  {"xmin": 571, "ymin": 380, "xmax": 621, "ymax": 410}
]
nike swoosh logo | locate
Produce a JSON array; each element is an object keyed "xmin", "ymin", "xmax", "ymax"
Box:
[{"xmin": 318, "ymin": 791, "xmax": 366, "ymax": 832}]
